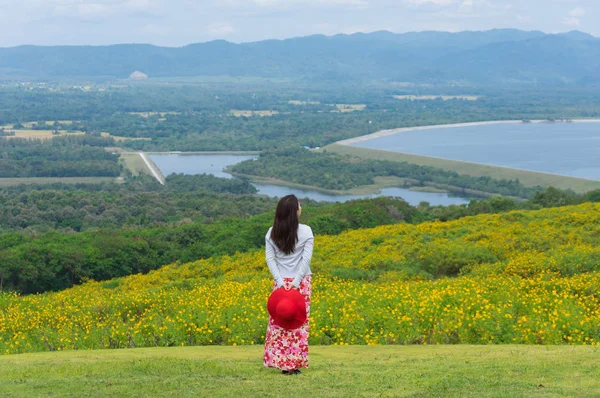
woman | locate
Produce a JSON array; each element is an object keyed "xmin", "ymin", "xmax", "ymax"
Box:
[{"xmin": 263, "ymin": 194, "xmax": 314, "ymax": 375}]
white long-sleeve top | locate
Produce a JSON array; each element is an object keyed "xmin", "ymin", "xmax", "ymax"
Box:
[{"xmin": 265, "ymin": 224, "xmax": 314, "ymax": 288}]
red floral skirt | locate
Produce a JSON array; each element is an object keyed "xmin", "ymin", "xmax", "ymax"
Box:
[{"xmin": 263, "ymin": 275, "xmax": 312, "ymax": 371}]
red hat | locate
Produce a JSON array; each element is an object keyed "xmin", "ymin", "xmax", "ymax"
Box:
[{"xmin": 267, "ymin": 288, "xmax": 307, "ymax": 330}]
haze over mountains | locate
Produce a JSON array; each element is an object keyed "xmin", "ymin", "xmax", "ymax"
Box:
[{"xmin": 1, "ymin": 29, "xmax": 599, "ymax": 86}]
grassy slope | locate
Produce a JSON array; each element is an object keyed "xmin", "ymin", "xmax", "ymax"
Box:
[
  {"xmin": 1, "ymin": 345, "xmax": 599, "ymax": 397},
  {"xmin": 119, "ymin": 152, "xmax": 152, "ymax": 177},
  {"xmin": 324, "ymin": 144, "xmax": 600, "ymax": 194}
]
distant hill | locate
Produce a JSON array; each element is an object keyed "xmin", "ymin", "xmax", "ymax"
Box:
[{"xmin": 0, "ymin": 29, "xmax": 598, "ymax": 86}]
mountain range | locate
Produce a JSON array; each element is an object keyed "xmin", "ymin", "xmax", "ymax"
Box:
[{"xmin": 1, "ymin": 29, "xmax": 598, "ymax": 86}]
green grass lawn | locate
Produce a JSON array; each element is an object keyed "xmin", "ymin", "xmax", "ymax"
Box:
[
  {"xmin": 324, "ymin": 144, "xmax": 600, "ymax": 194},
  {"xmin": 1, "ymin": 345, "xmax": 598, "ymax": 397}
]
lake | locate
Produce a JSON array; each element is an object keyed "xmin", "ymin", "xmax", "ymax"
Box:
[
  {"xmin": 351, "ymin": 121, "xmax": 600, "ymax": 180},
  {"xmin": 150, "ymin": 153, "xmax": 472, "ymax": 206},
  {"xmin": 150, "ymin": 154, "xmax": 258, "ymax": 179}
]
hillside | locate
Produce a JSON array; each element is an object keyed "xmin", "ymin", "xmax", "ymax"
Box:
[
  {"xmin": 1, "ymin": 345, "xmax": 598, "ymax": 397},
  {"xmin": 1, "ymin": 30, "xmax": 598, "ymax": 85},
  {"xmin": 0, "ymin": 196, "xmax": 415, "ymax": 294},
  {"xmin": 2, "ymin": 203, "xmax": 600, "ymax": 354}
]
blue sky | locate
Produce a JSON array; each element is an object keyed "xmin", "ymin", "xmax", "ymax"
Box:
[{"xmin": 0, "ymin": 0, "xmax": 597, "ymax": 47}]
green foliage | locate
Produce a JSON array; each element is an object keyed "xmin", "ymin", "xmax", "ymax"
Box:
[
  {"xmin": 0, "ymin": 197, "xmax": 415, "ymax": 294},
  {"xmin": 0, "ymin": 136, "xmax": 121, "ymax": 178},
  {"xmin": 532, "ymin": 186, "xmax": 582, "ymax": 207},
  {"xmin": 2, "ymin": 84, "xmax": 600, "ymax": 153},
  {"xmin": 417, "ymin": 246, "xmax": 499, "ymax": 278},
  {"xmin": 330, "ymin": 268, "xmax": 372, "ymax": 281},
  {"xmin": 308, "ymin": 214, "xmax": 351, "ymax": 235},
  {"xmin": 1, "ymin": 183, "xmax": 599, "ymax": 294},
  {"xmin": 231, "ymin": 147, "xmax": 544, "ymax": 198},
  {"xmin": 164, "ymin": 174, "xmax": 257, "ymax": 194},
  {"xmin": 0, "ymin": 175, "xmax": 268, "ymax": 232}
]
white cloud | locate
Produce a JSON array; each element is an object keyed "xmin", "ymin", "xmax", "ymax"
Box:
[
  {"xmin": 568, "ymin": 6, "xmax": 585, "ymax": 17},
  {"xmin": 563, "ymin": 6, "xmax": 585, "ymax": 27}
]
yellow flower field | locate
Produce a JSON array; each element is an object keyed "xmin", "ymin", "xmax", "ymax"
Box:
[{"xmin": 1, "ymin": 203, "xmax": 600, "ymax": 354}]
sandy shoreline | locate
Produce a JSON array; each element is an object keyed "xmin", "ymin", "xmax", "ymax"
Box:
[{"xmin": 337, "ymin": 119, "xmax": 600, "ymax": 146}]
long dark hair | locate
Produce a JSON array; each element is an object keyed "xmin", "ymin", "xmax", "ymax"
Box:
[{"xmin": 270, "ymin": 195, "xmax": 299, "ymax": 254}]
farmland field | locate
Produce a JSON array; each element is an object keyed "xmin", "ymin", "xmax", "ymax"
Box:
[
  {"xmin": 2, "ymin": 130, "xmax": 85, "ymax": 139},
  {"xmin": 230, "ymin": 110, "xmax": 279, "ymax": 117},
  {"xmin": 330, "ymin": 104, "xmax": 366, "ymax": 112},
  {"xmin": 20, "ymin": 121, "xmax": 76, "ymax": 127},
  {"xmin": 1, "ymin": 120, "xmax": 84, "ymax": 139}
]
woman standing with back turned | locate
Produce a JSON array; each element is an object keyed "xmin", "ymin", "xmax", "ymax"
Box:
[{"xmin": 263, "ymin": 194, "xmax": 314, "ymax": 375}]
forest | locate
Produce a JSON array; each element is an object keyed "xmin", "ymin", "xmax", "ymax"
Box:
[
  {"xmin": 0, "ymin": 175, "xmax": 270, "ymax": 232},
  {"xmin": 0, "ymin": 136, "xmax": 121, "ymax": 178}
]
